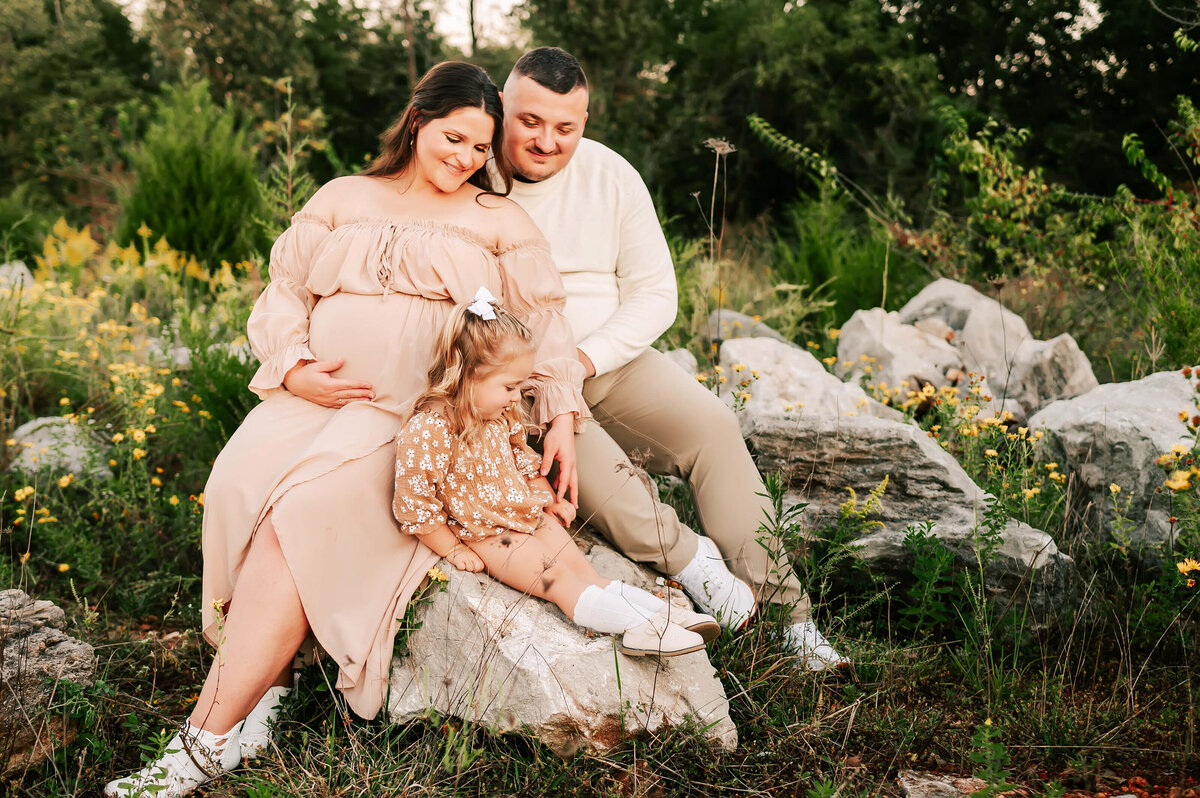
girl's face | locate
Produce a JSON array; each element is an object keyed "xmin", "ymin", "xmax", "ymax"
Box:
[
  {"xmin": 412, "ymin": 106, "xmax": 494, "ymax": 193},
  {"xmin": 472, "ymin": 350, "xmax": 534, "ymax": 420}
]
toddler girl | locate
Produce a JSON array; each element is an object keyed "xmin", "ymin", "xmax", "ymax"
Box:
[{"xmin": 393, "ymin": 288, "xmax": 718, "ymax": 656}]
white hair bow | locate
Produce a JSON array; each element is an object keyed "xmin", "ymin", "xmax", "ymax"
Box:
[{"xmin": 466, "ymin": 286, "xmax": 498, "ymax": 320}]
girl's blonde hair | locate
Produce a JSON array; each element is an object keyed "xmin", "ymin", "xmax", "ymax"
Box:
[{"xmin": 412, "ymin": 299, "xmax": 535, "ymax": 443}]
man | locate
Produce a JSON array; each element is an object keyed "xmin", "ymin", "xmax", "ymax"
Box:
[{"xmin": 501, "ymin": 47, "xmax": 844, "ymax": 670}]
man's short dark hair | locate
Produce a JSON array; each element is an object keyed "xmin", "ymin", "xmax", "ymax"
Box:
[{"xmin": 512, "ymin": 47, "xmax": 588, "ymax": 95}]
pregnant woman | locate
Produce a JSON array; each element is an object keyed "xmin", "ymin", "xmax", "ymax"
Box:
[{"xmin": 106, "ymin": 61, "xmax": 587, "ymax": 797}]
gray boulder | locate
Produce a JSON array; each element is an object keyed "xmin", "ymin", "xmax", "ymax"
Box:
[
  {"xmin": 744, "ymin": 411, "xmax": 1073, "ymax": 621},
  {"xmin": 7, "ymin": 417, "xmax": 111, "ymax": 480},
  {"xmin": 899, "ymin": 279, "xmax": 1097, "ymax": 416},
  {"xmin": 662, "ymin": 348, "xmax": 699, "ymax": 377},
  {"xmin": 898, "ymin": 771, "xmax": 988, "ymax": 797},
  {"xmin": 0, "ymin": 590, "xmax": 96, "ymax": 775},
  {"xmin": 1030, "ymin": 370, "xmax": 1195, "ymax": 558},
  {"xmin": 0, "ymin": 262, "xmax": 34, "ymax": 291},
  {"xmin": 836, "ymin": 307, "xmax": 965, "ymax": 390},
  {"xmin": 716, "ymin": 337, "xmax": 902, "ymax": 431},
  {"xmin": 388, "ymin": 532, "xmax": 736, "ymax": 757}
]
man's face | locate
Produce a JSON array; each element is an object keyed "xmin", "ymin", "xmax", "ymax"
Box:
[{"xmin": 502, "ymin": 74, "xmax": 588, "ymax": 182}]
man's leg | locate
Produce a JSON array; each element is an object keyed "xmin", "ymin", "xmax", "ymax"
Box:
[
  {"xmin": 586, "ymin": 349, "xmax": 812, "ymax": 624},
  {"xmin": 574, "ymin": 405, "xmax": 698, "ymax": 576}
]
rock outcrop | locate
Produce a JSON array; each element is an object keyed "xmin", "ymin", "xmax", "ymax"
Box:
[
  {"xmin": 388, "ymin": 533, "xmax": 736, "ymax": 757},
  {"xmin": 0, "ymin": 590, "xmax": 96, "ymax": 774},
  {"xmin": 1030, "ymin": 370, "xmax": 1195, "ymax": 559}
]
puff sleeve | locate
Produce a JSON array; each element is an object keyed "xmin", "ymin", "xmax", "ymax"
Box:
[
  {"xmin": 497, "ymin": 239, "xmax": 591, "ymax": 431},
  {"xmin": 392, "ymin": 412, "xmax": 453, "ymax": 537},
  {"xmin": 247, "ymin": 212, "xmax": 332, "ymax": 399},
  {"xmin": 509, "ymin": 418, "xmax": 543, "ymax": 482}
]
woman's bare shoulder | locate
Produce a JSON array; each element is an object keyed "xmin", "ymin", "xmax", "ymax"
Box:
[
  {"xmin": 304, "ymin": 175, "xmax": 389, "ymax": 225},
  {"xmin": 470, "ymin": 193, "xmax": 544, "ymax": 248}
]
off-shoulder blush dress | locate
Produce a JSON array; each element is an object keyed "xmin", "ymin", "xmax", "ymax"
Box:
[{"xmin": 200, "ymin": 211, "xmax": 588, "ymax": 720}]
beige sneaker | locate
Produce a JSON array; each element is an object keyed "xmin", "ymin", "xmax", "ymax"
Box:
[
  {"xmin": 658, "ymin": 605, "xmax": 721, "ymax": 643},
  {"xmin": 620, "ymin": 613, "xmax": 706, "ymax": 657}
]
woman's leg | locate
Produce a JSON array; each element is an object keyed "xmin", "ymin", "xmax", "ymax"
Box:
[{"xmin": 189, "ymin": 514, "xmax": 309, "ymax": 735}]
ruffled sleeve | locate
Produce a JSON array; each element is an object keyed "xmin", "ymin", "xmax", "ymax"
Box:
[
  {"xmin": 509, "ymin": 418, "xmax": 543, "ymax": 482},
  {"xmin": 497, "ymin": 239, "xmax": 591, "ymax": 431},
  {"xmin": 247, "ymin": 212, "xmax": 333, "ymax": 399},
  {"xmin": 392, "ymin": 412, "xmax": 453, "ymax": 537}
]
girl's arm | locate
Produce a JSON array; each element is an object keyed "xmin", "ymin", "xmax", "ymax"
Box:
[{"xmin": 421, "ymin": 524, "xmax": 484, "ymax": 573}]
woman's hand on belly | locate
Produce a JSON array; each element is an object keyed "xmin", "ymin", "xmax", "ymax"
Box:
[{"xmin": 283, "ymin": 358, "xmax": 376, "ymax": 408}]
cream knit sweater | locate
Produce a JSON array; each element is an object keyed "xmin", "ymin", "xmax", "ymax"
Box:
[{"xmin": 507, "ymin": 138, "xmax": 677, "ymax": 377}]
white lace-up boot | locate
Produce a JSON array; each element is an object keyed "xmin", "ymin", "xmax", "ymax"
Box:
[
  {"xmin": 104, "ymin": 721, "xmax": 240, "ymax": 797},
  {"xmin": 784, "ymin": 620, "xmax": 849, "ymax": 671},
  {"xmin": 239, "ymin": 685, "xmax": 291, "ymax": 760},
  {"xmin": 671, "ymin": 536, "xmax": 756, "ymax": 631}
]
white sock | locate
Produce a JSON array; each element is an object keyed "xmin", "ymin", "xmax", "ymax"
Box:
[
  {"xmin": 571, "ymin": 585, "xmax": 654, "ymax": 634},
  {"xmin": 604, "ymin": 581, "xmax": 667, "ymax": 614}
]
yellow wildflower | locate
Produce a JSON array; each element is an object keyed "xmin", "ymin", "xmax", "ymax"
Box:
[
  {"xmin": 58, "ymin": 474, "xmax": 73, "ymax": 488},
  {"xmin": 1165, "ymin": 471, "xmax": 1192, "ymax": 491},
  {"xmin": 828, "ymin": 328, "xmax": 841, "ymax": 339},
  {"xmin": 132, "ymin": 448, "xmax": 146, "ymax": 460},
  {"xmin": 1176, "ymin": 558, "xmax": 1200, "ymax": 574},
  {"xmin": 822, "ymin": 356, "xmax": 836, "ymax": 366},
  {"xmin": 37, "ymin": 517, "xmax": 57, "ymax": 524},
  {"xmin": 1109, "ymin": 483, "xmax": 1121, "ymax": 495},
  {"xmin": 19, "ymin": 552, "xmax": 30, "ymax": 564},
  {"xmin": 1172, "ymin": 443, "xmax": 1191, "ymax": 455},
  {"xmin": 57, "ymin": 563, "xmax": 70, "ymax": 572},
  {"xmin": 14, "ymin": 486, "xmax": 34, "ymax": 502},
  {"xmin": 111, "ymin": 432, "xmax": 124, "ymax": 443},
  {"xmin": 168, "ymin": 495, "xmax": 180, "ymax": 506},
  {"xmin": 151, "ymin": 477, "xmax": 162, "ymax": 487},
  {"xmin": 733, "ymin": 363, "xmax": 745, "ymax": 372},
  {"xmin": 985, "ymin": 449, "xmax": 999, "ymax": 458},
  {"xmin": 136, "ymin": 222, "xmax": 152, "ymax": 238},
  {"xmin": 427, "ymin": 566, "xmax": 449, "ymax": 583}
]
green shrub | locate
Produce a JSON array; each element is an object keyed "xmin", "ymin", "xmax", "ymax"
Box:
[{"xmin": 118, "ymin": 81, "xmax": 266, "ymax": 268}]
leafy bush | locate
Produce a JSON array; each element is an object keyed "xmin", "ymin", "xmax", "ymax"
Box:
[{"xmin": 118, "ymin": 81, "xmax": 266, "ymax": 268}]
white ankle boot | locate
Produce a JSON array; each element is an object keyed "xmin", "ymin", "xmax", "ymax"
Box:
[
  {"xmin": 784, "ymin": 620, "xmax": 848, "ymax": 671},
  {"xmin": 671, "ymin": 536, "xmax": 756, "ymax": 631},
  {"xmin": 104, "ymin": 721, "xmax": 240, "ymax": 797},
  {"xmin": 239, "ymin": 685, "xmax": 291, "ymax": 760}
]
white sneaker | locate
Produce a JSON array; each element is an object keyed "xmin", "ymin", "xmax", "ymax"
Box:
[
  {"xmin": 239, "ymin": 685, "xmax": 291, "ymax": 760},
  {"xmin": 658, "ymin": 605, "xmax": 721, "ymax": 643},
  {"xmin": 784, "ymin": 621, "xmax": 848, "ymax": 671},
  {"xmin": 671, "ymin": 536, "xmax": 756, "ymax": 631},
  {"xmin": 104, "ymin": 721, "xmax": 240, "ymax": 797}
]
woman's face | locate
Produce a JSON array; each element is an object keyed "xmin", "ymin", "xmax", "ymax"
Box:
[{"xmin": 412, "ymin": 105, "xmax": 495, "ymax": 193}]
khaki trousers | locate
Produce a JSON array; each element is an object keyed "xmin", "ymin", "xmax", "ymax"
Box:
[{"xmin": 575, "ymin": 348, "xmax": 811, "ymax": 623}]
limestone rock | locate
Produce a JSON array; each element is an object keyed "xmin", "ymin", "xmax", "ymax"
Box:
[
  {"xmin": 662, "ymin": 348, "xmax": 699, "ymax": 377},
  {"xmin": 0, "ymin": 590, "xmax": 96, "ymax": 775},
  {"xmin": 1030, "ymin": 370, "xmax": 1195, "ymax": 558},
  {"xmin": 898, "ymin": 771, "xmax": 988, "ymax": 797},
  {"xmin": 744, "ymin": 411, "xmax": 1073, "ymax": 621},
  {"xmin": 716, "ymin": 337, "xmax": 903, "ymax": 433},
  {"xmin": 7, "ymin": 417, "xmax": 111, "ymax": 480},
  {"xmin": 0, "ymin": 262, "xmax": 34, "ymax": 291},
  {"xmin": 899, "ymin": 279, "xmax": 1097, "ymax": 415},
  {"xmin": 897, "ymin": 278, "xmax": 994, "ymax": 330},
  {"xmin": 388, "ymin": 534, "xmax": 736, "ymax": 756},
  {"xmin": 836, "ymin": 307, "xmax": 964, "ymax": 390},
  {"xmin": 703, "ymin": 309, "xmax": 786, "ymax": 345}
]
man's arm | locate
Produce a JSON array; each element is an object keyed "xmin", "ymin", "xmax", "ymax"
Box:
[{"xmin": 574, "ymin": 166, "xmax": 677, "ymax": 377}]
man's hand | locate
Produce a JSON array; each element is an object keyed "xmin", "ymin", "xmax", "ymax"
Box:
[
  {"xmin": 540, "ymin": 413, "xmax": 578, "ymax": 506},
  {"xmin": 446, "ymin": 543, "xmax": 485, "ymax": 573},
  {"xmin": 545, "ymin": 499, "xmax": 576, "ymax": 527},
  {"xmin": 576, "ymin": 348, "xmax": 597, "ymax": 378},
  {"xmin": 283, "ymin": 358, "xmax": 375, "ymax": 408}
]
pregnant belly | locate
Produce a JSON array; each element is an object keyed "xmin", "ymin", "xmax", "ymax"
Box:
[{"xmin": 307, "ymin": 292, "xmax": 448, "ymax": 408}]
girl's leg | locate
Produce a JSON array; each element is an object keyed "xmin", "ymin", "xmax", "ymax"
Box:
[
  {"xmin": 189, "ymin": 513, "xmax": 310, "ymax": 735},
  {"xmin": 468, "ymin": 528, "xmax": 602, "ymax": 619},
  {"xmin": 529, "ymin": 519, "xmax": 612, "ymax": 590}
]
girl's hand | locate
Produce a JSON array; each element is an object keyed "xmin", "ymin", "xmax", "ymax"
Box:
[
  {"xmin": 446, "ymin": 544, "xmax": 484, "ymax": 573},
  {"xmin": 545, "ymin": 500, "xmax": 576, "ymax": 527},
  {"xmin": 283, "ymin": 358, "xmax": 375, "ymax": 408},
  {"xmin": 540, "ymin": 414, "xmax": 578, "ymax": 506}
]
